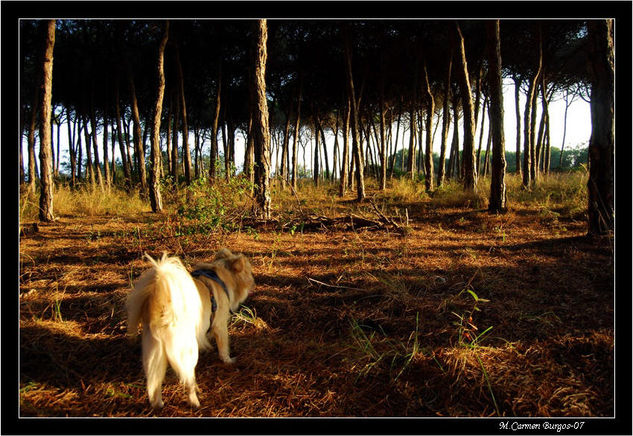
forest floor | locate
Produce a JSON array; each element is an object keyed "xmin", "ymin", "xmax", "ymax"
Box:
[{"xmin": 19, "ymin": 177, "xmax": 614, "ymax": 418}]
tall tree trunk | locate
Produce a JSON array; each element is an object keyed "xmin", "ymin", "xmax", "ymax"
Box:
[
  {"xmin": 292, "ymin": 73, "xmax": 302, "ymax": 191},
  {"xmin": 513, "ymin": 76, "xmax": 522, "ymax": 175},
  {"xmin": 27, "ymin": 87, "xmax": 39, "ymax": 194},
  {"xmin": 128, "ymin": 67, "xmax": 147, "ymax": 195},
  {"xmin": 76, "ymin": 122, "xmax": 83, "ymax": 182},
  {"xmin": 529, "ymin": 73, "xmax": 540, "ymax": 183},
  {"xmin": 38, "ymin": 20, "xmax": 56, "ymax": 222},
  {"xmin": 522, "ymin": 27, "xmax": 542, "ymax": 189},
  {"xmin": 343, "ymin": 25, "xmax": 365, "ymax": 201},
  {"xmin": 476, "ymin": 97, "xmax": 488, "ymax": 175},
  {"xmin": 171, "ymin": 89, "xmax": 180, "ymax": 180},
  {"xmin": 486, "ymin": 20, "xmax": 507, "ymax": 212},
  {"xmin": 438, "ymin": 53, "xmax": 452, "ymax": 187},
  {"xmin": 68, "ymin": 108, "xmax": 77, "ymax": 188},
  {"xmin": 244, "ymin": 114, "xmax": 255, "ymax": 188},
  {"xmin": 340, "ymin": 98, "xmax": 351, "ymax": 196},
  {"xmin": 175, "ymin": 45, "xmax": 192, "ymax": 185},
  {"xmin": 280, "ymin": 105, "xmax": 291, "ymax": 188},
  {"xmin": 407, "ymin": 104, "xmax": 416, "ymax": 178},
  {"xmin": 252, "ymin": 19, "xmax": 272, "ymax": 219},
  {"xmin": 84, "ymin": 116, "xmax": 95, "ymax": 186},
  {"xmin": 379, "ymin": 82, "xmax": 387, "ymax": 190},
  {"xmin": 587, "ymin": 19, "xmax": 614, "ymax": 235},
  {"xmin": 114, "ymin": 80, "xmax": 131, "ymax": 190},
  {"xmin": 55, "ymin": 110, "xmax": 61, "ymax": 177},
  {"xmin": 390, "ymin": 101, "xmax": 402, "ymax": 178},
  {"xmin": 313, "ymin": 118, "xmax": 320, "ymax": 187},
  {"xmin": 102, "ymin": 112, "xmax": 111, "ymax": 189},
  {"xmin": 90, "ymin": 101, "xmax": 105, "ymax": 192},
  {"xmin": 148, "ymin": 21, "xmax": 168, "ymax": 213},
  {"xmin": 559, "ymin": 90, "xmax": 570, "ymax": 168},
  {"xmin": 333, "ymin": 110, "xmax": 340, "ymax": 182},
  {"xmin": 209, "ymin": 64, "xmax": 222, "ymax": 182},
  {"xmin": 422, "ymin": 59, "xmax": 435, "ymax": 192},
  {"xmin": 318, "ymin": 119, "xmax": 330, "ymax": 181},
  {"xmin": 165, "ymin": 96, "xmax": 172, "ymax": 178},
  {"xmin": 454, "ymin": 21, "xmax": 477, "ymax": 193},
  {"xmin": 20, "ymin": 106, "xmax": 26, "ymax": 185}
]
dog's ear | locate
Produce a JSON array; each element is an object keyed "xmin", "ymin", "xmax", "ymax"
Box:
[
  {"xmin": 230, "ymin": 254, "xmax": 245, "ymax": 273},
  {"xmin": 215, "ymin": 248, "xmax": 232, "ymax": 260}
]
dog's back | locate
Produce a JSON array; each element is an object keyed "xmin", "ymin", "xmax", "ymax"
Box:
[{"xmin": 126, "ymin": 254, "xmax": 202, "ymax": 408}]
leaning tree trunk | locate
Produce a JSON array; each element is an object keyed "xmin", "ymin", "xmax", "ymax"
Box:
[
  {"xmin": 438, "ymin": 50, "xmax": 452, "ymax": 187},
  {"xmin": 343, "ymin": 25, "xmax": 365, "ymax": 201},
  {"xmin": 27, "ymin": 87, "xmax": 39, "ymax": 194},
  {"xmin": 486, "ymin": 20, "xmax": 507, "ymax": 213},
  {"xmin": 454, "ymin": 22, "xmax": 477, "ymax": 192},
  {"xmin": 38, "ymin": 20, "xmax": 56, "ymax": 222},
  {"xmin": 128, "ymin": 67, "xmax": 147, "ymax": 196},
  {"xmin": 89, "ymin": 103, "xmax": 104, "ymax": 192},
  {"xmin": 422, "ymin": 59, "xmax": 435, "ymax": 192},
  {"xmin": 587, "ymin": 19, "xmax": 614, "ymax": 235},
  {"xmin": 149, "ymin": 21, "xmax": 168, "ymax": 213},
  {"xmin": 559, "ymin": 90, "xmax": 570, "ymax": 168},
  {"xmin": 252, "ymin": 19, "xmax": 272, "ymax": 219}
]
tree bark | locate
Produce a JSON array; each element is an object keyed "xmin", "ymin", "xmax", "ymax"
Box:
[
  {"xmin": 175, "ymin": 45, "xmax": 192, "ymax": 185},
  {"xmin": 476, "ymin": 97, "xmax": 488, "ymax": 175},
  {"xmin": 486, "ymin": 20, "xmax": 507, "ymax": 212},
  {"xmin": 102, "ymin": 112, "xmax": 111, "ymax": 189},
  {"xmin": 586, "ymin": 19, "xmax": 614, "ymax": 235},
  {"xmin": 437, "ymin": 53, "xmax": 452, "ymax": 187},
  {"xmin": 128, "ymin": 66, "xmax": 147, "ymax": 195},
  {"xmin": 149, "ymin": 21, "xmax": 168, "ymax": 213},
  {"xmin": 171, "ymin": 89, "xmax": 180, "ymax": 180},
  {"xmin": 292, "ymin": 73, "xmax": 302, "ymax": 191},
  {"xmin": 84, "ymin": 116, "xmax": 95, "ymax": 186},
  {"xmin": 280, "ymin": 104, "xmax": 292, "ymax": 188},
  {"xmin": 454, "ymin": 21, "xmax": 477, "ymax": 192},
  {"xmin": 522, "ymin": 27, "xmax": 542, "ymax": 189},
  {"xmin": 343, "ymin": 25, "xmax": 365, "ymax": 201},
  {"xmin": 27, "ymin": 86, "xmax": 39, "ymax": 194},
  {"xmin": 422, "ymin": 59, "xmax": 434, "ymax": 192},
  {"xmin": 513, "ymin": 76, "xmax": 522, "ymax": 175},
  {"xmin": 252, "ymin": 19, "xmax": 272, "ymax": 219},
  {"xmin": 89, "ymin": 102, "xmax": 105, "ymax": 191},
  {"xmin": 559, "ymin": 90, "xmax": 570, "ymax": 168},
  {"xmin": 340, "ymin": 98, "xmax": 351, "ymax": 196},
  {"xmin": 379, "ymin": 83, "xmax": 387, "ymax": 190},
  {"xmin": 38, "ymin": 20, "xmax": 56, "ymax": 222}
]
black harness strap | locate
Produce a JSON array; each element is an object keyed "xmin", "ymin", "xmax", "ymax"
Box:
[{"xmin": 191, "ymin": 268, "xmax": 231, "ymax": 314}]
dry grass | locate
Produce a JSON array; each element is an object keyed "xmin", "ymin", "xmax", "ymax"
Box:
[{"xmin": 18, "ymin": 174, "xmax": 613, "ymax": 417}]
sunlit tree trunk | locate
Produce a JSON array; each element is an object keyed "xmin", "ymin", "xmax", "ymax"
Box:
[
  {"xmin": 252, "ymin": 19, "xmax": 272, "ymax": 219},
  {"xmin": 379, "ymin": 81, "xmax": 387, "ymax": 190},
  {"xmin": 84, "ymin": 116, "xmax": 95, "ymax": 186},
  {"xmin": 438, "ymin": 51, "xmax": 452, "ymax": 187},
  {"xmin": 587, "ymin": 19, "xmax": 614, "ymax": 235},
  {"xmin": 280, "ymin": 105, "xmax": 291, "ymax": 188},
  {"xmin": 38, "ymin": 20, "xmax": 56, "ymax": 222},
  {"xmin": 114, "ymin": 80, "xmax": 131, "ymax": 190},
  {"xmin": 149, "ymin": 21, "xmax": 168, "ymax": 213},
  {"xmin": 89, "ymin": 102, "xmax": 104, "ymax": 192},
  {"xmin": 102, "ymin": 112, "xmax": 111, "ymax": 189},
  {"xmin": 454, "ymin": 21, "xmax": 477, "ymax": 193}
]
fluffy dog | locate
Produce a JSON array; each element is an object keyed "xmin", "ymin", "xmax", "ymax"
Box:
[{"xmin": 126, "ymin": 248, "xmax": 254, "ymax": 408}]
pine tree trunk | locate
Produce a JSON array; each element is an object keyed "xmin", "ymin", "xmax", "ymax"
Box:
[
  {"xmin": 84, "ymin": 116, "xmax": 95, "ymax": 186},
  {"xmin": 454, "ymin": 21, "xmax": 477, "ymax": 193},
  {"xmin": 407, "ymin": 104, "xmax": 416, "ymax": 178},
  {"xmin": 522, "ymin": 27, "xmax": 542, "ymax": 189},
  {"xmin": 476, "ymin": 97, "xmax": 488, "ymax": 175},
  {"xmin": 171, "ymin": 89, "xmax": 180, "ymax": 180},
  {"xmin": 68, "ymin": 108, "xmax": 77, "ymax": 188},
  {"xmin": 513, "ymin": 76, "xmax": 522, "ymax": 175},
  {"xmin": 175, "ymin": 45, "xmax": 192, "ymax": 185},
  {"xmin": 252, "ymin": 19, "xmax": 272, "ymax": 219},
  {"xmin": 486, "ymin": 20, "xmax": 507, "ymax": 212},
  {"xmin": 20, "ymin": 106, "xmax": 26, "ymax": 185},
  {"xmin": 340, "ymin": 98, "xmax": 350, "ymax": 196},
  {"xmin": 128, "ymin": 67, "xmax": 147, "ymax": 195},
  {"xmin": 76, "ymin": 122, "xmax": 83, "ymax": 182},
  {"xmin": 165, "ymin": 97, "xmax": 172, "ymax": 178},
  {"xmin": 559, "ymin": 91, "xmax": 570, "ymax": 168},
  {"xmin": 38, "ymin": 20, "xmax": 56, "ymax": 222},
  {"xmin": 149, "ymin": 21, "xmax": 168, "ymax": 213},
  {"xmin": 343, "ymin": 25, "xmax": 365, "ymax": 201},
  {"xmin": 27, "ymin": 87, "xmax": 39, "ymax": 194},
  {"xmin": 280, "ymin": 105, "xmax": 291, "ymax": 188},
  {"xmin": 437, "ymin": 53, "xmax": 452, "ymax": 187},
  {"xmin": 244, "ymin": 114, "xmax": 254, "ymax": 188},
  {"xmin": 102, "ymin": 113, "xmax": 111, "ymax": 189},
  {"xmin": 587, "ymin": 19, "xmax": 614, "ymax": 235},
  {"xmin": 114, "ymin": 81, "xmax": 131, "ymax": 190},
  {"xmin": 529, "ymin": 76, "xmax": 539, "ymax": 182},
  {"xmin": 379, "ymin": 85, "xmax": 387, "ymax": 190},
  {"xmin": 292, "ymin": 73, "xmax": 302, "ymax": 191},
  {"xmin": 422, "ymin": 61, "xmax": 434, "ymax": 191}
]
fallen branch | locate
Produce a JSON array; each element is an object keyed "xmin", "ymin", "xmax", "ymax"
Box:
[{"xmin": 307, "ymin": 277, "xmax": 365, "ymax": 292}]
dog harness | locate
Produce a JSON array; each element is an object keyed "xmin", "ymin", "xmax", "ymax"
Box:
[{"xmin": 190, "ymin": 268, "xmax": 231, "ymax": 314}]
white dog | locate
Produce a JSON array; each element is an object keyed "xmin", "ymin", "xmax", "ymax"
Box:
[{"xmin": 126, "ymin": 249, "xmax": 254, "ymax": 408}]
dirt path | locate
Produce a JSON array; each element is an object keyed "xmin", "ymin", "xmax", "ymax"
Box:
[{"xmin": 19, "ymin": 205, "xmax": 614, "ymax": 417}]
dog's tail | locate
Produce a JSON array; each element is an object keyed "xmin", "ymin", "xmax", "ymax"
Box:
[{"xmin": 126, "ymin": 253, "xmax": 202, "ymax": 340}]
